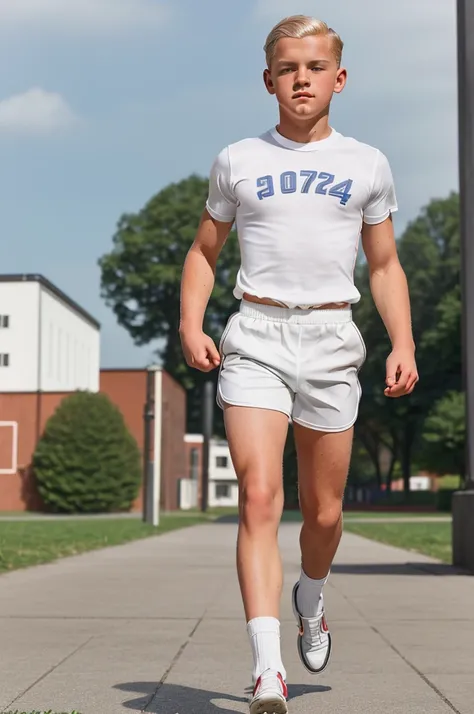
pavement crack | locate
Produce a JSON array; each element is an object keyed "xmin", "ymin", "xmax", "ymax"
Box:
[
  {"xmin": 2, "ymin": 634, "xmax": 95, "ymax": 712},
  {"xmin": 370, "ymin": 624, "xmax": 462, "ymax": 714},
  {"xmin": 334, "ymin": 586, "xmax": 461, "ymax": 713},
  {"xmin": 142, "ymin": 612, "xmax": 206, "ymax": 713}
]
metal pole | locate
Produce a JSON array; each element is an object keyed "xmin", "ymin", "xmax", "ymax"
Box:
[
  {"xmin": 201, "ymin": 380, "xmax": 214, "ymax": 512},
  {"xmin": 452, "ymin": 0, "xmax": 474, "ymax": 571},
  {"xmin": 457, "ymin": 0, "xmax": 474, "ymax": 489},
  {"xmin": 142, "ymin": 367, "xmax": 154, "ymax": 523}
]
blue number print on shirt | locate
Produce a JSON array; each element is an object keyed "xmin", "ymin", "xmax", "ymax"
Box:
[
  {"xmin": 280, "ymin": 171, "xmax": 297, "ymax": 194},
  {"xmin": 300, "ymin": 170, "xmax": 318, "ymax": 193},
  {"xmin": 256, "ymin": 170, "xmax": 353, "ymax": 206},
  {"xmin": 256, "ymin": 175, "xmax": 275, "ymax": 200}
]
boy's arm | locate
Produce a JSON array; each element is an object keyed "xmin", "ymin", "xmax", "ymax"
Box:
[
  {"xmin": 179, "ymin": 208, "xmax": 234, "ymax": 371},
  {"xmin": 180, "ymin": 143, "xmax": 237, "ymax": 371},
  {"xmin": 361, "ymin": 216, "xmax": 419, "ymax": 398}
]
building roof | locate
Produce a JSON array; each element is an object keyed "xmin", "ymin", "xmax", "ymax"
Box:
[{"xmin": 0, "ymin": 274, "xmax": 100, "ymax": 329}]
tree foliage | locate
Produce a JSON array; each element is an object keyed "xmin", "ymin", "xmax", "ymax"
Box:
[
  {"xmin": 354, "ymin": 192, "xmax": 462, "ymax": 493},
  {"xmin": 98, "ymin": 175, "xmax": 240, "ymax": 433},
  {"xmin": 420, "ymin": 391, "xmax": 465, "ymax": 480},
  {"xmin": 33, "ymin": 391, "xmax": 141, "ymax": 513}
]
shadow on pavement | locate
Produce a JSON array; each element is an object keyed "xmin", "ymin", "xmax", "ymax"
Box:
[
  {"xmin": 213, "ymin": 514, "xmax": 239, "ymax": 523},
  {"xmin": 116, "ymin": 680, "xmax": 331, "ymax": 713},
  {"xmin": 331, "ymin": 562, "xmax": 469, "ymax": 576}
]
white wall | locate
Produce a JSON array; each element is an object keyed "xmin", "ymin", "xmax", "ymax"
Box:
[
  {"xmin": 0, "ymin": 282, "xmax": 40, "ymax": 392},
  {"xmin": 208, "ymin": 480, "xmax": 239, "ymax": 508},
  {"xmin": 40, "ymin": 286, "xmax": 99, "ymax": 392},
  {"xmin": 182, "ymin": 436, "xmax": 240, "ymax": 508},
  {"xmin": 0, "ymin": 280, "xmax": 100, "ymax": 393},
  {"xmin": 209, "ymin": 441, "xmax": 237, "ymax": 482},
  {"xmin": 208, "ymin": 440, "xmax": 239, "ymax": 507}
]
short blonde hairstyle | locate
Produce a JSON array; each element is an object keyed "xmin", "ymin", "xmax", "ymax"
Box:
[{"xmin": 264, "ymin": 15, "xmax": 344, "ymax": 68}]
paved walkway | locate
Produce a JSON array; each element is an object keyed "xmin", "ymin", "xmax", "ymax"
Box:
[{"xmin": 0, "ymin": 521, "xmax": 472, "ymax": 714}]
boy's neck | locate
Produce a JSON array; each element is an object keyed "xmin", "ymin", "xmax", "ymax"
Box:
[{"xmin": 275, "ymin": 113, "xmax": 332, "ymax": 144}]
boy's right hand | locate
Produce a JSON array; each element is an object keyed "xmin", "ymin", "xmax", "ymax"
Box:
[{"xmin": 180, "ymin": 328, "xmax": 221, "ymax": 372}]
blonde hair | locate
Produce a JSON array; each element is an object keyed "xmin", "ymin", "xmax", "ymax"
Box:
[{"xmin": 264, "ymin": 15, "xmax": 343, "ymax": 68}]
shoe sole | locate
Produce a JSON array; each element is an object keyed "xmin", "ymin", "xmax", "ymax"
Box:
[
  {"xmin": 249, "ymin": 694, "xmax": 288, "ymax": 714},
  {"xmin": 292, "ymin": 582, "xmax": 332, "ymax": 675},
  {"xmin": 296, "ymin": 629, "xmax": 332, "ymax": 674}
]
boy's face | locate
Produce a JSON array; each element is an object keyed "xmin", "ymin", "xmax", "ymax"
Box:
[{"xmin": 264, "ymin": 35, "xmax": 346, "ymax": 122}]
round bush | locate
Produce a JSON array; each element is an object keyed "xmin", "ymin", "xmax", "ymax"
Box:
[{"xmin": 33, "ymin": 391, "xmax": 142, "ymax": 513}]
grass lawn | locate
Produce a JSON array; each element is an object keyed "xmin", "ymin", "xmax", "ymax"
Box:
[
  {"xmin": 0, "ymin": 506, "xmax": 452, "ymax": 574},
  {"xmin": 0, "ymin": 513, "xmax": 213, "ymax": 574},
  {"xmin": 341, "ymin": 511, "xmax": 449, "ymax": 520},
  {"xmin": 343, "ymin": 520, "xmax": 453, "ymax": 562}
]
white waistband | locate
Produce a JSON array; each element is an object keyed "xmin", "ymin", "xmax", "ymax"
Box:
[{"xmin": 239, "ymin": 300, "xmax": 352, "ymax": 324}]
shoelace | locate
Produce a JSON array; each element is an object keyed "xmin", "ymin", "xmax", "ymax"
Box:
[
  {"xmin": 304, "ymin": 612, "xmax": 326, "ymax": 649},
  {"xmin": 256, "ymin": 669, "xmax": 283, "ymax": 695}
]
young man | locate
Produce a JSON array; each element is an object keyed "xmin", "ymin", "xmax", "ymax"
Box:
[{"xmin": 180, "ymin": 15, "xmax": 418, "ymax": 714}]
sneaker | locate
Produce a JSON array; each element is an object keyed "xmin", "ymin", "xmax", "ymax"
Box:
[
  {"xmin": 291, "ymin": 581, "xmax": 332, "ymax": 674},
  {"xmin": 249, "ymin": 668, "xmax": 288, "ymax": 714}
]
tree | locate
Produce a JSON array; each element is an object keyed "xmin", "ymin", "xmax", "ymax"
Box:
[
  {"xmin": 420, "ymin": 391, "xmax": 466, "ymax": 481},
  {"xmin": 98, "ymin": 175, "xmax": 241, "ymax": 434},
  {"xmin": 353, "ymin": 193, "xmax": 461, "ymax": 494},
  {"xmin": 33, "ymin": 391, "xmax": 141, "ymax": 513}
]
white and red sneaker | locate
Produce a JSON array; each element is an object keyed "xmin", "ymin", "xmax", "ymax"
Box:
[
  {"xmin": 292, "ymin": 582, "xmax": 332, "ymax": 674},
  {"xmin": 249, "ymin": 668, "xmax": 288, "ymax": 714}
]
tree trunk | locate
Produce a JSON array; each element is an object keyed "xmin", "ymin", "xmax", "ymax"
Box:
[
  {"xmin": 358, "ymin": 429, "xmax": 382, "ymax": 488},
  {"xmin": 386, "ymin": 452, "xmax": 397, "ymax": 493},
  {"xmin": 401, "ymin": 425, "xmax": 414, "ymax": 496}
]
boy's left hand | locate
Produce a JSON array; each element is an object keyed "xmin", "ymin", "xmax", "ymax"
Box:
[{"xmin": 384, "ymin": 348, "xmax": 419, "ymax": 398}]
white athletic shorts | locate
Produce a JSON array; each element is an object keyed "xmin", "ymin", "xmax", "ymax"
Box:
[{"xmin": 217, "ymin": 300, "xmax": 367, "ymax": 432}]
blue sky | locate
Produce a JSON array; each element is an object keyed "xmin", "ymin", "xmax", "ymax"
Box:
[{"xmin": 0, "ymin": 0, "xmax": 458, "ymax": 367}]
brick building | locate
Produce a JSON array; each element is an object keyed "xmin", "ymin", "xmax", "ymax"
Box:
[{"xmin": 0, "ymin": 274, "xmax": 186, "ymax": 512}]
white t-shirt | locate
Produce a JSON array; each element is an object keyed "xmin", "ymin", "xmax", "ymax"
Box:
[{"xmin": 206, "ymin": 126, "xmax": 398, "ymax": 308}]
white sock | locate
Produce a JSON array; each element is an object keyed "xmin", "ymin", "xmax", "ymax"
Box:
[
  {"xmin": 296, "ymin": 568, "xmax": 329, "ymax": 618},
  {"xmin": 247, "ymin": 616, "xmax": 287, "ymax": 683}
]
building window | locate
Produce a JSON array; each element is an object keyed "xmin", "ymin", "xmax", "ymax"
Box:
[
  {"xmin": 0, "ymin": 315, "xmax": 9, "ymax": 328},
  {"xmin": 0, "ymin": 354, "xmax": 10, "ymax": 367},
  {"xmin": 216, "ymin": 456, "xmax": 228, "ymax": 468},
  {"xmin": 215, "ymin": 483, "xmax": 231, "ymax": 499},
  {"xmin": 189, "ymin": 448, "xmax": 199, "ymax": 480}
]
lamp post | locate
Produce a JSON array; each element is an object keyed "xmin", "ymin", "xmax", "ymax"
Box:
[{"xmin": 201, "ymin": 380, "xmax": 214, "ymax": 512}]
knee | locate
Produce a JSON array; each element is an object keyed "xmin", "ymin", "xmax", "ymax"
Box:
[
  {"xmin": 303, "ymin": 502, "xmax": 342, "ymax": 533},
  {"xmin": 240, "ymin": 481, "xmax": 283, "ymax": 526}
]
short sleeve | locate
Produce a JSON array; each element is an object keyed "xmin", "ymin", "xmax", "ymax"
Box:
[
  {"xmin": 363, "ymin": 150, "xmax": 398, "ymax": 225},
  {"xmin": 206, "ymin": 146, "xmax": 238, "ymax": 222}
]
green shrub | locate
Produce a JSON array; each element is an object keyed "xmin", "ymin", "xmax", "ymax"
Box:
[
  {"xmin": 438, "ymin": 475, "xmax": 461, "ymax": 490},
  {"xmin": 33, "ymin": 391, "xmax": 141, "ymax": 514},
  {"xmin": 436, "ymin": 488, "xmax": 457, "ymax": 512}
]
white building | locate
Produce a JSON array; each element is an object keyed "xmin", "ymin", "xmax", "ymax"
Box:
[
  {"xmin": 0, "ymin": 274, "xmax": 100, "ymax": 393},
  {"xmin": 209, "ymin": 439, "xmax": 239, "ymax": 506},
  {"xmin": 181, "ymin": 434, "xmax": 239, "ymax": 509}
]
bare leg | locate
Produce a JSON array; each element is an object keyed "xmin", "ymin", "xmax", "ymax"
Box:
[
  {"xmin": 294, "ymin": 424, "xmax": 353, "ymax": 580},
  {"xmin": 288, "ymin": 424, "xmax": 352, "ymax": 675},
  {"xmin": 224, "ymin": 405, "xmax": 289, "ymax": 620}
]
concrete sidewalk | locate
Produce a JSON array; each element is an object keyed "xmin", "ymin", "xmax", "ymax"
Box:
[{"xmin": 0, "ymin": 521, "xmax": 472, "ymax": 714}]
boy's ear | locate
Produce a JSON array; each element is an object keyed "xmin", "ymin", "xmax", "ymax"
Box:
[{"xmin": 263, "ymin": 68, "xmax": 276, "ymax": 95}]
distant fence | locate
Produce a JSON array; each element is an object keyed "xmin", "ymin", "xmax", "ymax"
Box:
[{"xmin": 344, "ymin": 485, "xmax": 457, "ymax": 512}]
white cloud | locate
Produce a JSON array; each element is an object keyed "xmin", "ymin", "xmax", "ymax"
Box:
[
  {"xmin": 0, "ymin": 0, "xmax": 167, "ymax": 35},
  {"xmin": 0, "ymin": 88, "xmax": 78, "ymax": 135}
]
